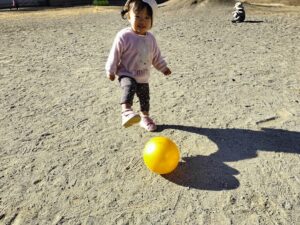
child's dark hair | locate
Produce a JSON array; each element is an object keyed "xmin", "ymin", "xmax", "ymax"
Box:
[{"xmin": 121, "ymin": 0, "xmax": 153, "ymax": 26}]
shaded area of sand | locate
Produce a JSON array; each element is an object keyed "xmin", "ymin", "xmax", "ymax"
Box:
[
  {"xmin": 244, "ymin": 0, "xmax": 300, "ymax": 6},
  {"xmin": 0, "ymin": 2, "xmax": 299, "ymax": 225}
]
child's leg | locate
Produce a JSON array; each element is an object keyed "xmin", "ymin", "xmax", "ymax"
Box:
[
  {"xmin": 120, "ymin": 76, "xmax": 136, "ymax": 110},
  {"xmin": 119, "ymin": 76, "xmax": 141, "ymax": 127},
  {"xmin": 121, "ymin": 103, "xmax": 132, "ymax": 112},
  {"xmin": 136, "ymin": 83, "xmax": 150, "ymax": 115},
  {"xmin": 136, "ymin": 83, "xmax": 157, "ymax": 131}
]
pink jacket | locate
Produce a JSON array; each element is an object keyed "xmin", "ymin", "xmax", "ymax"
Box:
[{"xmin": 105, "ymin": 28, "xmax": 168, "ymax": 83}]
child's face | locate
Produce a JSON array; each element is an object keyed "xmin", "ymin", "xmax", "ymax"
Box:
[{"xmin": 128, "ymin": 6, "xmax": 152, "ymax": 35}]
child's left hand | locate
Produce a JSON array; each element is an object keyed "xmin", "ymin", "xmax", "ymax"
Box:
[{"xmin": 163, "ymin": 67, "xmax": 172, "ymax": 76}]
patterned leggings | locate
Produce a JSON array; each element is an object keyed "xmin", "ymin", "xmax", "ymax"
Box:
[{"xmin": 119, "ymin": 76, "xmax": 150, "ymax": 112}]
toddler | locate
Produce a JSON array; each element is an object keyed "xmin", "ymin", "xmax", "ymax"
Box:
[
  {"xmin": 232, "ymin": 2, "xmax": 246, "ymax": 23},
  {"xmin": 105, "ymin": 0, "xmax": 171, "ymax": 132}
]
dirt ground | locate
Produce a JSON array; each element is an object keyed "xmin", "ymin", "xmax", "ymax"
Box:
[
  {"xmin": 244, "ymin": 0, "xmax": 300, "ymax": 6},
  {"xmin": 0, "ymin": 1, "xmax": 299, "ymax": 224}
]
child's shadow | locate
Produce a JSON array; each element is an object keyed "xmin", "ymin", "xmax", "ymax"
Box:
[
  {"xmin": 244, "ymin": 20, "xmax": 264, "ymax": 23},
  {"xmin": 158, "ymin": 125, "xmax": 300, "ymax": 190}
]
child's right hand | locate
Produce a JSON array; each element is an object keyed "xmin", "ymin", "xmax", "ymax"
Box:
[{"xmin": 107, "ymin": 73, "xmax": 115, "ymax": 81}]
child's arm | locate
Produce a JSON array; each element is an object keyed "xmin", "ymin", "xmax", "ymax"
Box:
[
  {"xmin": 105, "ymin": 33, "xmax": 123, "ymax": 81},
  {"xmin": 151, "ymin": 36, "xmax": 171, "ymax": 76}
]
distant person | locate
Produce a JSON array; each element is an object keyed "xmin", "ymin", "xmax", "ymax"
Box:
[
  {"xmin": 11, "ymin": 0, "xmax": 19, "ymax": 10},
  {"xmin": 232, "ymin": 2, "xmax": 245, "ymax": 23},
  {"xmin": 105, "ymin": 0, "xmax": 172, "ymax": 132}
]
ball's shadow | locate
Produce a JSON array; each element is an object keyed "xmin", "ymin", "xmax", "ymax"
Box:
[{"xmin": 162, "ymin": 155, "xmax": 240, "ymax": 190}]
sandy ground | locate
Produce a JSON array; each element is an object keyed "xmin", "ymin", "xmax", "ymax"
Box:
[{"xmin": 0, "ymin": 1, "xmax": 300, "ymax": 224}]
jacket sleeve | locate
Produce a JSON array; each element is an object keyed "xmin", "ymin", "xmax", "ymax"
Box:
[
  {"xmin": 151, "ymin": 36, "xmax": 167, "ymax": 72},
  {"xmin": 105, "ymin": 32, "xmax": 124, "ymax": 75}
]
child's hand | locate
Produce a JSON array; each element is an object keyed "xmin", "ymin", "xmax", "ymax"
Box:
[
  {"xmin": 163, "ymin": 67, "xmax": 172, "ymax": 76},
  {"xmin": 107, "ymin": 73, "xmax": 115, "ymax": 81}
]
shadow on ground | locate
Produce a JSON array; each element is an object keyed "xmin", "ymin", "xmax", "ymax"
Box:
[
  {"xmin": 163, "ymin": 155, "xmax": 240, "ymax": 190},
  {"xmin": 158, "ymin": 125, "xmax": 300, "ymax": 190},
  {"xmin": 244, "ymin": 20, "xmax": 264, "ymax": 23}
]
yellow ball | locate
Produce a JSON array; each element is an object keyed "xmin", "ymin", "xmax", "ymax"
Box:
[{"xmin": 143, "ymin": 136, "xmax": 180, "ymax": 174}]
